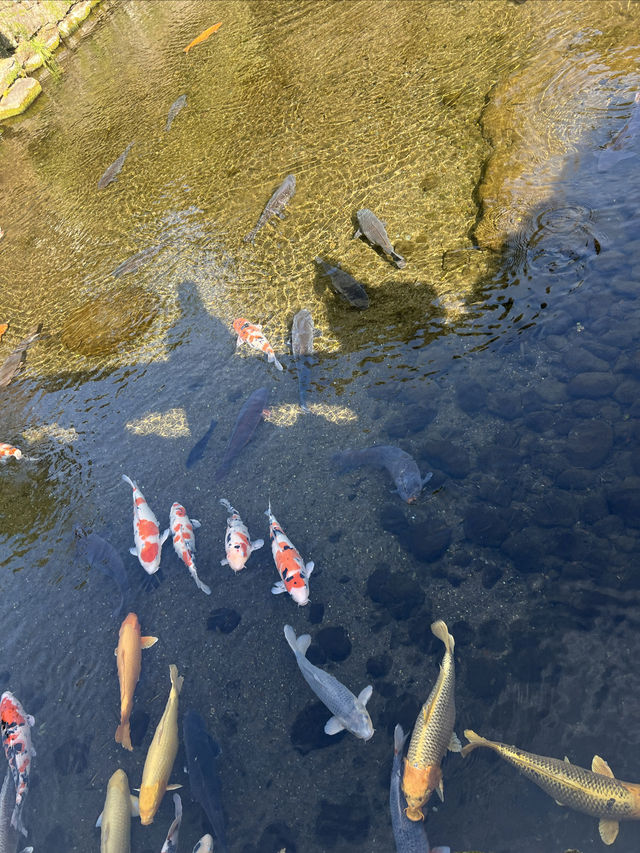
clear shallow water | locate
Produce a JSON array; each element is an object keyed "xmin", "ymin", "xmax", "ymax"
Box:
[{"xmin": 1, "ymin": 1, "xmax": 640, "ymax": 851}]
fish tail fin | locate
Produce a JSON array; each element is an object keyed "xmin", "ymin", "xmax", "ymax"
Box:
[
  {"xmin": 284, "ymin": 624, "xmax": 311, "ymax": 656},
  {"xmin": 265, "ymin": 498, "xmax": 272, "ymax": 518},
  {"xmin": 219, "ymin": 498, "xmax": 234, "ymax": 514},
  {"xmin": 431, "ymin": 619, "xmax": 454, "ymax": 654},
  {"xmin": 169, "ymin": 664, "xmax": 184, "ymax": 695},
  {"xmin": 461, "ymin": 729, "xmax": 490, "ymax": 758},
  {"xmin": 394, "ymin": 724, "xmax": 408, "ymax": 755},
  {"xmin": 269, "ymin": 353, "xmax": 283, "ymax": 371},
  {"xmin": 11, "ymin": 801, "xmax": 27, "ymax": 837},
  {"xmin": 196, "ymin": 576, "xmax": 212, "ymax": 595},
  {"xmin": 121, "ymin": 474, "xmax": 135, "ymax": 490},
  {"xmin": 115, "ymin": 721, "xmax": 133, "ymax": 751},
  {"xmin": 391, "ymin": 250, "xmax": 406, "ymax": 268}
]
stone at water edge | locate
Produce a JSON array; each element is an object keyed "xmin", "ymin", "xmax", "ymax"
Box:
[{"xmin": 0, "ymin": 77, "xmax": 41, "ymax": 121}]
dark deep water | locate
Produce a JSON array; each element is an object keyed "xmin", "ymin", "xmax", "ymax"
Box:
[{"xmin": 0, "ymin": 1, "xmax": 640, "ymax": 852}]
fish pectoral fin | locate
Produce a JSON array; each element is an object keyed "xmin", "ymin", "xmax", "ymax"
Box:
[
  {"xmin": 357, "ymin": 685, "xmax": 373, "ymax": 706},
  {"xmin": 191, "ymin": 519, "xmax": 202, "ymax": 529},
  {"xmin": 166, "ymin": 783, "xmax": 182, "ymax": 791},
  {"xmin": 304, "ymin": 561, "xmax": 314, "ymax": 577},
  {"xmin": 436, "ymin": 779, "xmax": 445, "ymax": 802},
  {"xmin": 95, "ymin": 810, "xmax": 103, "ymax": 828},
  {"xmin": 324, "ymin": 716, "xmax": 345, "ymax": 735},
  {"xmin": 592, "ymin": 755, "xmax": 615, "ymax": 778},
  {"xmin": 130, "ymin": 795, "xmax": 140, "ymax": 816},
  {"xmin": 140, "ymin": 635, "xmax": 159, "ymax": 649},
  {"xmin": 422, "ymin": 472, "xmax": 434, "ymax": 486},
  {"xmin": 129, "ymin": 547, "xmax": 137, "ymax": 556},
  {"xmin": 271, "ymin": 581, "xmax": 287, "ymax": 594},
  {"xmin": 554, "ymin": 799, "xmax": 566, "ymax": 807},
  {"xmin": 26, "ymin": 714, "xmax": 35, "ymax": 727},
  {"xmin": 221, "ymin": 558, "xmax": 229, "ymax": 565},
  {"xmin": 353, "ymin": 228, "xmax": 362, "ymax": 239},
  {"xmin": 448, "ymin": 731, "xmax": 462, "ymax": 752},
  {"xmin": 599, "ymin": 818, "xmax": 620, "ymax": 845},
  {"xmin": 160, "ymin": 527, "xmax": 171, "ymax": 545},
  {"xmin": 251, "ymin": 538, "xmax": 264, "ymax": 551}
]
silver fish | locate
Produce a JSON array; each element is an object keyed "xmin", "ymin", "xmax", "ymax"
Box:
[
  {"xmin": 244, "ymin": 174, "xmax": 296, "ymax": 243},
  {"xmin": 0, "ymin": 326, "xmax": 42, "ymax": 389},
  {"xmin": 98, "ymin": 142, "xmax": 134, "ymax": 189},
  {"xmin": 111, "ymin": 245, "xmax": 162, "ymax": 278},
  {"xmin": 354, "ymin": 208, "xmax": 406, "ymax": 268},
  {"xmin": 284, "ymin": 625, "xmax": 374, "ymax": 740},
  {"xmin": 291, "ymin": 309, "xmax": 316, "ymax": 412},
  {"xmin": 333, "ymin": 445, "xmax": 432, "ymax": 503},
  {"xmin": 165, "ymin": 94, "xmax": 187, "ymax": 132},
  {"xmin": 0, "ymin": 770, "xmax": 33, "ymax": 853}
]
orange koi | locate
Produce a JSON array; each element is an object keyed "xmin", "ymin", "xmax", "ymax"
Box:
[
  {"xmin": 183, "ymin": 22, "xmax": 222, "ymax": 53},
  {"xmin": 233, "ymin": 318, "xmax": 283, "ymax": 370},
  {"xmin": 0, "ymin": 442, "xmax": 36, "ymax": 462},
  {"xmin": 0, "ymin": 323, "xmax": 8, "ymax": 341},
  {"xmin": 115, "ymin": 613, "xmax": 158, "ymax": 751},
  {"xmin": 265, "ymin": 501, "xmax": 314, "ymax": 605}
]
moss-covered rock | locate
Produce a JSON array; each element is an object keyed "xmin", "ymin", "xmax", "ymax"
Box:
[
  {"xmin": 0, "ymin": 58, "xmax": 19, "ymax": 96},
  {"xmin": 0, "ymin": 76, "xmax": 41, "ymax": 121},
  {"xmin": 58, "ymin": 1, "xmax": 93, "ymax": 38}
]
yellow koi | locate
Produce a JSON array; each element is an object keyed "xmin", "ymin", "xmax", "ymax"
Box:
[
  {"xmin": 115, "ymin": 613, "xmax": 158, "ymax": 751},
  {"xmin": 462, "ymin": 730, "xmax": 640, "ymax": 845},
  {"xmin": 96, "ymin": 769, "xmax": 139, "ymax": 853},
  {"xmin": 183, "ymin": 22, "xmax": 222, "ymax": 53}
]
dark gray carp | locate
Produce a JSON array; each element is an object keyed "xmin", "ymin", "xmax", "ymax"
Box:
[
  {"xmin": 0, "ymin": 769, "xmax": 33, "ymax": 853},
  {"xmin": 315, "ymin": 257, "xmax": 369, "ymax": 309},
  {"xmin": 186, "ymin": 418, "xmax": 218, "ymax": 469},
  {"xmin": 98, "ymin": 142, "xmax": 134, "ymax": 189},
  {"xmin": 214, "ymin": 387, "xmax": 269, "ymax": 480},
  {"xmin": 165, "ymin": 94, "xmax": 187, "ymax": 132},
  {"xmin": 182, "ymin": 711, "xmax": 228, "ymax": 853},
  {"xmin": 244, "ymin": 174, "xmax": 296, "ymax": 244},
  {"xmin": 598, "ymin": 92, "xmax": 640, "ymax": 172},
  {"xmin": 333, "ymin": 445, "xmax": 432, "ymax": 503},
  {"xmin": 291, "ymin": 309, "xmax": 316, "ymax": 412},
  {"xmin": 0, "ymin": 325, "xmax": 42, "ymax": 388},
  {"xmin": 74, "ymin": 527, "xmax": 129, "ymax": 618},
  {"xmin": 111, "ymin": 245, "xmax": 162, "ymax": 278},
  {"xmin": 354, "ymin": 208, "xmax": 406, "ymax": 268}
]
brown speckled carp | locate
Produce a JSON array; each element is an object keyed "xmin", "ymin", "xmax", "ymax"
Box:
[
  {"xmin": 291, "ymin": 309, "xmax": 316, "ymax": 412},
  {"xmin": 354, "ymin": 208, "xmax": 406, "ymax": 268},
  {"xmin": 214, "ymin": 386, "xmax": 269, "ymax": 480},
  {"xmin": 402, "ymin": 621, "xmax": 460, "ymax": 821},
  {"xmin": 98, "ymin": 142, "xmax": 134, "ymax": 189},
  {"xmin": 315, "ymin": 257, "xmax": 369, "ymax": 309},
  {"xmin": 462, "ymin": 730, "xmax": 640, "ymax": 845},
  {"xmin": 244, "ymin": 174, "xmax": 296, "ymax": 243},
  {"xmin": 0, "ymin": 325, "xmax": 42, "ymax": 388},
  {"xmin": 333, "ymin": 445, "xmax": 432, "ymax": 503}
]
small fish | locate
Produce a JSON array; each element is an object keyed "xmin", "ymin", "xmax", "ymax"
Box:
[
  {"xmin": 266, "ymin": 502, "xmax": 314, "ymax": 606},
  {"xmin": 598, "ymin": 92, "xmax": 640, "ymax": 172},
  {"xmin": 354, "ymin": 208, "xmax": 406, "ymax": 268},
  {"xmin": 284, "ymin": 625, "xmax": 374, "ymax": 740},
  {"xmin": 233, "ymin": 318, "xmax": 283, "ymax": 370},
  {"xmin": 115, "ymin": 612, "xmax": 158, "ymax": 751},
  {"xmin": 165, "ymin": 94, "xmax": 187, "ymax": 131},
  {"xmin": 169, "ymin": 503, "xmax": 210, "ymax": 595},
  {"xmin": 122, "ymin": 475, "xmax": 170, "ymax": 575},
  {"xmin": 315, "ymin": 257, "xmax": 369, "ymax": 309},
  {"xmin": 98, "ymin": 142, "xmax": 134, "ymax": 189},
  {"xmin": 0, "ymin": 325, "xmax": 42, "ymax": 389},
  {"xmin": 160, "ymin": 794, "xmax": 182, "ymax": 853},
  {"xmin": 186, "ymin": 418, "xmax": 218, "ymax": 469},
  {"xmin": 0, "ymin": 768, "xmax": 34, "ymax": 853},
  {"xmin": 183, "ymin": 22, "xmax": 222, "ymax": 53},
  {"xmin": 391, "ymin": 726, "xmax": 450, "ymax": 853},
  {"xmin": 0, "ymin": 323, "xmax": 8, "ymax": 341},
  {"xmin": 111, "ymin": 245, "xmax": 162, "ymax": 278},
  {"xmin": 183, "ymin": 710, "xmax": 229, "ymax": 853},
  {"xmin": 192, "ymin": 836, "xmax": 214, "ymax": 853},
  {"xmin": 291, "ymin": 309, "xmax": 316, "ymax": 412},
  {"xmin": 244, "ymin": 174, "xmax": 296, "ymax": 244},
  {"xmin": 0, "ymin": 692, "xmax": 36, "ymax": 836},
  {"xmin": 220, "ymin": 498, "xmax": 264, "ymax": 572},
  {"xmin": 333, "ymin": 445, "xmax": 432, "ymax": 503},
  {"xmin": 0, "ymin": 443, "xmax": 35, "ymax": 463},
  {"xmin": 462, "ymin": 731, "xmax": 640, "ymax": 845},
  {"xmin": 74, "ymin": 526, "xmax": 129, "ymax": 618},
  {"xmin": 402, "ymin": 621, "xmax": 461, "ymax": 822},
  {"xmin": 214, "ymin": 386, "xmax": 269, "ymax": 481},
  {"xmin": 96, "ymin": 769, "xmax": 139, "ymax": 853},
  {"xmin": 139, "ymin": 665, "xmax": 184, "ymax": 825}
]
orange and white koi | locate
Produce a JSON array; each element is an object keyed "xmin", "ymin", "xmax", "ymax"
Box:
[
  {"xmin": 265, "ymin": 500, "xmax": 314, "ymax": 605},
  {"xmin": 183, "ymin": 21, "xmax": 222, "ymax": 53},
  {"xmin": 169, "ymin": 502, "xmax": 210, "ymax": 595},
  {"xmin": 233, "ymin": 318, "xmax": 283, "ymax": 371},
  {"xmin": 220, "ymin": 498, "xmax": 264, "ymax": 572},
  {"xmin": 0, "ymin": 443, "xmax": 32, "ymax": 462},
  {"xmin": 122, "ymin": 475, "xmax": 169, "ymax": 575},
  {"xmin": 0, "ymin": 692, "xmax": 36, "ymax": 836}
]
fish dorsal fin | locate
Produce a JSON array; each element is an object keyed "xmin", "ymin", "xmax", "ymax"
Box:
[
  {"xmin": 449, "ymin": 731, "xmax": 462, "ymax": 752},
  {"xmin": 166, "ymin": 783, "xmax": 182, "ymax": 791},
  {"xmin": 593, "ymin": 755, "xmax": 614, "ymax": 777},
  {"xmin": 564, "ymin": 756, "xmax": 571, "ymax": 764},
  {"xmin": 140, "ymin": 636, "xmax": 158, "ymax": 649},
  {"xmin": 324, "ymin": 716, "xmax": 345, "ymax": 735},
  {"xmin": 599, "ymin": 818, "xmax": 620, "ymax": 845},
  {"xmin": 297, "ymin": 634, "xmax": 312, "ymax": 655},
  {"xmin": 357, "ymin": 685, "xmax": 373, "ymax": 706}
]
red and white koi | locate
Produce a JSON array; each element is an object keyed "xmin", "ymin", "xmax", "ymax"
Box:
[
  {"xmin": 233, "ymin": 318, "xmax": 283, "ymax": 370},
  {"xmin": 219, "ymin": 498, "xmax": 264, "ymax": 572},
  {"xmin": 169, "ymin": 502, "xmax": 210, "ymax": 595},
  {"xmin": 160, "ymin": 793, "xmax": 182, "ymax": 853},
  {"xmin": 0, "ymin": 691, "xmax": 36, "ymax": 836},
  {"xmin": 0, "ymin": 443, "xmax": 35, "ymax": 462},
  {"xmin": 265, "ymin": 501, "xmax": 314, "ymax": 605},
  {"xmin": 122, "ymin": 475, "xmax": 169, "ymax": 575}
]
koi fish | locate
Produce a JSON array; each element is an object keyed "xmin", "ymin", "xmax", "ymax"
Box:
[
  {"xmin": 333, "ymin": 445, "xmax": 432, "ymax": 503},
  {"xmin": 284, "ymin": 625, "xmax": 374, "ymax": 740},
  {"xmin": 0, "ymin": 768, "xmax": 34, "ymax": 853},
  {"xmin": 214, "ymin": 386, "xmax": 270, "ymax": 481},
  {"xmin": 462, "ymin": 730, "xmax": 640, "ymax": 845},
  {"xmin": 0, "ymin": 692, "xmax": 36, "ymax": 836},
  {"xmin": 160, "ymin": 794, "xmax": 182, "ymax": 853},
  {"xmin": 115, "ymin": 613, "xmax": 158, "ymax": 751},
  {"xmin": 402, "ymin": 621, "xmax": 461, "ymax": 822},
  {"xmin": 219, "ymin": 498, "xmax": 264, "ymax": 572},
  {"xmin": 98, "ymin": 142, "xmax": 134, "ymax": 189},
  {"xmin": 265, "ymin": 501, "xmax": 313, "ymax": 605},
  {"xmin": 165, "ymin": 94, "xmax": 187, "ymax": 132},
  {"xmin": 291, "ymin": 308, "xmax": 316, "ymax": 412},
  {"xmin": 169, "ymin": 502, "xmax": 210, "ymax": 595},
  {"xmin": 193, "ymin": 836, "xmax": 214, "ymax": 853},
  {"xmin": 74, "ymin": 527, "xmax": 129, "ymax": 618},
  {"xmin": 233, "ymin": 318, "xmax": 283, "ymax": 370},
  {"xmin": 183, "ymin": 22, "xmax": 222, "ymax": 53},
  {"xmin": 354, "ymin": 208, "xmax": 406, "ymax": 268},
  {"xmin": 0, "ymin": 325, "xmax": 42, "ymax": 388},
  {"xmin": 183, "ymin": 711, "xmax": 228, "ymax": 853},
  {"xmin": 186, "ymin": 417, "xmax": 217, "ymax": 468},
  {"xmin": 139, "ymin": 665, "xmax": 184, "ymax": 825},
  {"xmin": 96, "ymin": 769, "xmax": 139, "ymax": 853},
  {"xmin": 0, "ymin": 323, "xmax": 7, "ymax": 341},
  {"xmin": 0, "ymin": 443, "xmax": 35, "ymax": 463},
  {"xmin": 244, "ymin": 174, "xmax": 296, "ymax": 244},
  {"xmin": 122, "ymin": 475, "xmax": 169, "ymax": 574}
]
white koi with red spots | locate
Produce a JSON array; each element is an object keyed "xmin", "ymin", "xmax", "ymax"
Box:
[
  {"xmin": 122, "ymin": 475, "xmax": 169, "ymax": 575},
  {"xmin": 220, "ymin": 498, "xmax": 264, "ymax": 572},
  {"xmin": 169, "ymin": 503, "xmax": 210, "ymax": 595},
  {"xmin": 233, "ymin": 318, "xmax": 283, "ymax": 370},
  {"xmin": 265, "ymin": 501, "xmax": 313, "ymax": 605},
  {"xmin": 0, "ymin": 692, "xmax": 36, "ymax": 836},
  {"xmin": 0, "ymin": 443, "xmax": 36, "ymax": 463}
]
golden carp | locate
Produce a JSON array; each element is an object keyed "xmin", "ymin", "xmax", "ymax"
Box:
[
  {"xmin": 96, "ymin": 769, "xmax": 139, "ymax": 853},
  {"xmin": 402, "ymin": 620, "xmax": 460, "ymax": 821},
  {"xmin": 183, "ymin": 22, "xmax": 222, "ymax": 53},
  {"xmin": 115, "ymin": 613, "xmax": 158, "ymax": 751},
  {"xmin": 462, "ymin": 730, "xmax": 640, "ymax": 845},
  {"xmin": 139, "ymin": 665, "xmax": 184, "ymax": 825}
]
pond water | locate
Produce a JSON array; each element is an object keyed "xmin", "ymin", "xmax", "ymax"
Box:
[{"xmin": 1, "ymin": 1, "xmax": 640, "ymax": 852}]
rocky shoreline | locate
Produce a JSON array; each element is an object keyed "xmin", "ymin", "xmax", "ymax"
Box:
[{"xmin": 0, "ymin": 0, "xmax": 104, "ymax": 121}]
